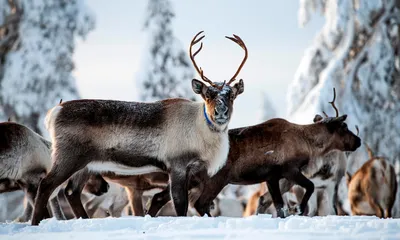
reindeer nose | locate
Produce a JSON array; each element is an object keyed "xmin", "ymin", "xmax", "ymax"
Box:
[
  {"xmin": 215, "ymin": 99, "xmax": 228, "ymax": 115},
  {"xmin": 355, "ymin": 137, "xmax": 361, "ymax": 149}
]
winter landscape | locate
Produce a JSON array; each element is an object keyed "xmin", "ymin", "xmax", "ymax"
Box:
[{"xmin": 1, "ymin": 0, "xmax": 400, "ymax": 239}]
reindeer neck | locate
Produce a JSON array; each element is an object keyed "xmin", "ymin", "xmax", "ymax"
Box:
[{"xmin": 299, "ymin": 123, "xmax": 330, "ymax": 158}]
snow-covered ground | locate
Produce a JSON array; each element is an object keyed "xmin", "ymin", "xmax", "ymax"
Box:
[{"xmin": 1, "ymin": 215, "xmax": 399, "ymax": 240}]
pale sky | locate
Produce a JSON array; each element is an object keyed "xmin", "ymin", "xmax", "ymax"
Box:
[{"xmin": 73, "ymin": 0, "xmax": 323, "ymax": 128}]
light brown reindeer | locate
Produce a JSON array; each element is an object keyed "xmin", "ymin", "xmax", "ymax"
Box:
[
  {"xmin": 346, "ymin": 143, "xmax": 397, "ymax": 218},
  {"xmin": 243, "ymin": 183, "xmax": 267, "ymax": 217},
  {"xmin": 63, "ymin": 171, "xmax": 168, "ymax": 218},
  {"xmin": 30, "ymin": 31, "xmax": 248, "ymax": 225}
]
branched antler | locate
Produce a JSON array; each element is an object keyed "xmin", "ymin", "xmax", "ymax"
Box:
[
  {"xmin": 329, "ymin": 88, "xmax": 339, "ymax": 117},
  {"xmin": 321, "ymin": 88, "xmax": 340, "ymax": 118},
  {"xmin": 189, "ymin": 31, "xmax": 219, "ymax": 88},
  {"xmin": 225, "ymin": 34, "xmax": 248, "ymax": 86}
]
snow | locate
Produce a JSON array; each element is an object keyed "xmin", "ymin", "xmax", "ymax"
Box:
[{"xmin": 1, "ymin": 216, "xmax": 399, "ymax": 239}]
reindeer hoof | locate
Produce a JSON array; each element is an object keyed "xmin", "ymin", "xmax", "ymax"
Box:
[
  {"xmin": 277, "ymin": 207, "xmax": 289, "ymax": 218},
  {"xmin": 295, "ymin": 205, "xmax": 302, "ymax": 215},
  {"xmin": 13, "ymin": 217, "xmax": 25, "ymax": 223}
]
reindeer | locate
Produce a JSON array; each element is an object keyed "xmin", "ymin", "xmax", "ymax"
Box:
[
  {"xmin": 0, "ymin": 120, "xmax": 109, "ymax": 222},
  {"xmin": 30, "ymin": 31, "xmax": 247, "ymax": 225},
  {"xmin": 0, "ymin": 120, "xmax": 62, "ymax": 222},
  {"xmin": 147, "ymin": 88, "xmax": 361, "ymax": 218},
  {"xmin": 243, "ymin": 183, "xmax": 266, "ymax": 217},
  {"xmin": 346, "ymin": 143, "xmax": 397, "ymax": 218},
  {"xmin": 82, "ymin": 182, "xmax": 130, "ymax": 218},
  {"xmin": 256, "ymin": 89, "xmax": 355, "ymax": 217},
  {"xmin": 256, "ymin": 149, "xmax": 348, "ymax": 217},
  {"xmin": 64, "ymin": 171, "xmax": 168, "ymax": 218},
  {"xmin": 244, "ymin": 183, "xmax": 305, "ymax": 217}
]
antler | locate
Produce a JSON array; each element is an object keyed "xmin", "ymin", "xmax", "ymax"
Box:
[
  {"xmin": 189, "ymin": 31, "xmax": 217, "ymax": 87},
  {"xmin": 225, "ymin": 34, "xmax": 248, "ymax": 86},
  {"xmin": 355, "ymin": 125, "xmax": 359, "ymax": 136},
  {"xmin": 329, "ymin": 88, "xmax": 339, "ymax": 117}
]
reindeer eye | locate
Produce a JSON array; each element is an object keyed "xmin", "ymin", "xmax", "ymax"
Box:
[{"xmin": 206, "ymin": 90, "xmax": 216, "ymax": 99}]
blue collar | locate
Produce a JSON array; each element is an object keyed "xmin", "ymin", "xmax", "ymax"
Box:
[{"xmin": 203, "ymin": 104, "xmax": 214, "ymax": 128}]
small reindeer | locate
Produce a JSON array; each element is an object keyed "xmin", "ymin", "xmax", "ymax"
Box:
[
  {"xmin": 64, "ymin": 171, "xmax": 168, "ymax": 218},
  {"xmin": 346, "ymin": 143, "xmax": 397, "ymax": 218},
  {"xmin": 147, "ymin": 89, "xmax": 361, "ymax": 218},
  {"xmin": 31, "ymin": 31, "xmax": 247, "ymax": 225}
]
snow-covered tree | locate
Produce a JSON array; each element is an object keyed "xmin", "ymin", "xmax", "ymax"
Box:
[
  {"xmin": 290, "ymin": 0, "xmax": 400, "ymax": 216},
  {"xmin": 0, "ymin": 0, "xmax": 95, "ymax": 135},
  {"xmin": 137, "ymin": 0, "xmax": 196, "ymax": 102}
]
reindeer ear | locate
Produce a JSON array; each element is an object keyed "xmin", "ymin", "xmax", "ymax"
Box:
[
  {"xmin": 337, "ymin": 114, "xmax": 347, "ymax": 122},
  {"xmin": 313, "ymin": 114, "xmax": 323, "ymax": 123},
  {"xmin": 345, "ymin": 172, "xmax": 352, "ymax": 185},
  {"xmin": 232, "ymin": 79, "xmax": 244, "ymax": 96},
  {"xmin": 192, "ymin": 79, "xmax": 207, "ymax": 95}
]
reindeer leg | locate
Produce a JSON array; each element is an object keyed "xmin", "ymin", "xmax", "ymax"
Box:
[
  {"xmin": 169, "ymin": 168, "xmax": 188, "ymax": 216},
  {"xmin": 257, "ymin": 179, "xmax": 294, "ymax": 214},
  {"xmin": 284, "ymin": 171, "xmax": 314, "ymax": 216},
  {"xmin": 126, "ymin": 187, "xmax": 144, "ymax": 216},
  {"xmin": 266, "ymin": 178, "xmax": 287, "ymax": 218},
  {"xmin": 15, "ymin": 200, "xmax": 33, "ymax": 222},
  {"xmin": 83, "ymin": 194, "xmax": 104, "ymax": 218},
  {"xmin": 187, "ymin": 160, "xmax": 210, "ymax": 216},
  {"xmin": 49, "ymin": 194, "xmax": 67, "ymax": 220},
  {"xmin": 31, "ymin": 154, "xmax": 86, "ymax": 225},
  {"xmin": 146, "ymin": 185, "xmax": 171, "ymax": 217},
  {"xmin": 64, "ymin": 169, "xmax": 91, "ymax": 219},
  {"xmin": 367, "ymin": 197, "xmax": 384, "ymax": 218},
  {"xmin": 386, "ymin": 167, "xmax": 397, "ymax": 218}
]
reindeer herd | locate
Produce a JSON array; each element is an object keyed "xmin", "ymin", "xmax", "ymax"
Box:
[{"xmin": 0, "ymin": 31, "xmax": 398, "ymax": 226}]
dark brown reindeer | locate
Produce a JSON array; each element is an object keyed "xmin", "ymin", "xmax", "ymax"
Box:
[
  {"xmin": 257, "ymin": 133, "xmax": 353, "ymax": 216},
  {"xmin": 30, "ymin": 31, "xmax": 247, "ymax": 225},
  {"xmin": 0, "ymin": 121, "xmax": 109, "ymax": 222},
  {"xmin": 257, "ymin": 89, "xmax": 357, "ymax": 216},
  {"xmin": 346, "ymin": 143, "xmax": 397, "ymax": 218},
  {"xmin": 147, "ymin": 88, "xmax": 361, "ymax": 218}
]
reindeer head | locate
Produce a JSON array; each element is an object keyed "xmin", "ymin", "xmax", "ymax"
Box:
[
  {"xmin": 189, "ymin": 31, "xmax": 246, "ymax": 127},
  {"xmin": 313, "ymin": 88, "xmax": 361, "ymax": 153},
  {"xmin": 83, "ymin": 174, "xmax": 109, "ymax": 196}
]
